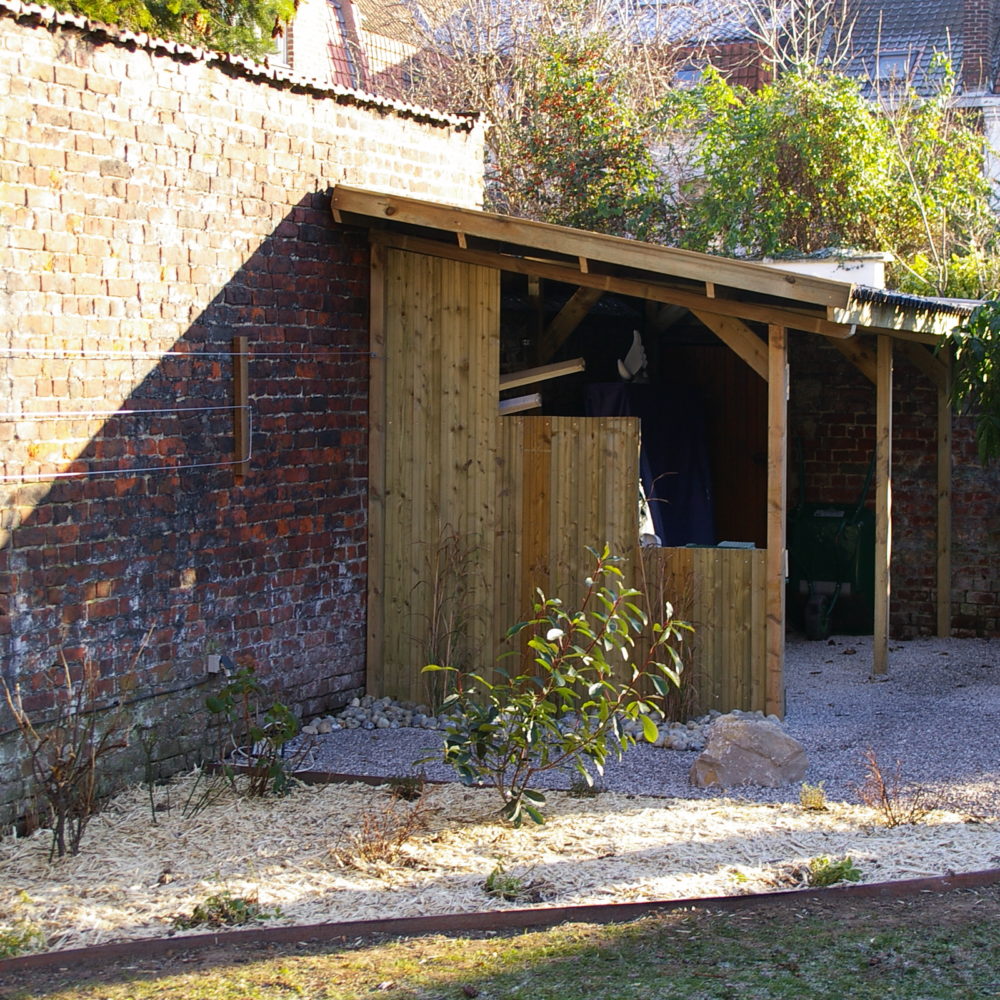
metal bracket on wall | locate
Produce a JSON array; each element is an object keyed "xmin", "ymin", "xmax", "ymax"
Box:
[{"xmin": 232, "ymin": 335, "xmax": 250, "ymax": 481}]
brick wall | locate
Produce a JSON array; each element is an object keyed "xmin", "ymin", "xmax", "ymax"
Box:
[
  {"xmin": 0, "ymin": 3, "xmax": 485, "ymax": 827},
  {"xmin": 790, "ymin": 335, "xmax": 999, "ymax": 640},
  {"xmin": 963, "ymin": 0, "xmax": 999, "ymax": 93}
]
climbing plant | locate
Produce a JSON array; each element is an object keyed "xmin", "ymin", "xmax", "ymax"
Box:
[
  {"xmin": 942, "ymin": 301, "xmax": 1000, "ymax": 463},
  {"xmin": 48, "ymin": 0, "xmax": 295, "ymax": 59}
]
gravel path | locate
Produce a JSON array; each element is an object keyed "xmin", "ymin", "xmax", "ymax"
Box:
[{"xmin": 299, "ymin": 634, "xmax": 999, "ymax": 816}]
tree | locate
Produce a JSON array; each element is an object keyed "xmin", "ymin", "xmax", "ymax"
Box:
[
  {"xmin": 500, "ymin": 30, "xmax": 671, "ymax": 238},
  {"xmin": 390, "ymin": 0, "xmax": 700, "ymax": 234},
  {"xmin": 49, "ymin": 0, "xmax": 295, "ymax": 59},
  {"xmin": 667, "ymin": 61, "xmax": 996, "ymax": 296}
]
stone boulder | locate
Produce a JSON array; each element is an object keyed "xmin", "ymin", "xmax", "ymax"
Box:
[{"xmin": 689, "ymin": 713, "xmax": 807, "ymax": 788}]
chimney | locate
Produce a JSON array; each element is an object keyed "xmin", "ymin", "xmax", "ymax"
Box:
[{"xmin": 963, "ymin": 0, "xmax": 999, "ymax": 93}]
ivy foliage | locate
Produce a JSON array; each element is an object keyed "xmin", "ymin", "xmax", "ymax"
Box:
[
  {"xmin": 499, "ymin": 31, "xmax": 671, "ymax": 240},
  {"xmin": 944, "ymin": 301, "xmax": 1000, "ymax": 463},
  {"xmin": 49, "ymin": 0, "xmax": 295, "ymax": 59}
]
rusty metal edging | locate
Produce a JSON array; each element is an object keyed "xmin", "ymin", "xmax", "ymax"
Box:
[{"xmin": 3, "ymin": 868, "xmax": 999, "ymax": 976}]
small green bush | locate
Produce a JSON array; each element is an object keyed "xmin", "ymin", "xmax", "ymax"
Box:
[
  {"xmin": 0, "ymin": 918, "xmax": 45, "ymax": 959},
  {"xmin": 484, "ymin": 861, "xmax": 525, "ymax": 902},
  {"xmin": 807, "ymin": 856, "xmax": 862, "ymax": 887},
  {"xmin": 422, "ymin": 546, "xmax": 690, "ymax": 826},
  {"xmin": 172, "ymin": 889, "xmax": 279, "ymax": 930},
  {"xmin": 206, "ymin": 666, "xmax": 303, "ymax": 797}
]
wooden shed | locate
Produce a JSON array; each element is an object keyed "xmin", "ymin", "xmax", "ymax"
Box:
[{"xmin": 331, "ymin": 186, "xmax": 969, "ymax": 717}]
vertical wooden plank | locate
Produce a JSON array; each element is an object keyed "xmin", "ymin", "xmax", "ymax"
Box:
[
  {"xmin": 698, "ymin": 548, "xmax": 713, "ymax": 709},
  {"xmin": 766, "ymin": 325, "xmax": 788, "ymax": 717},
  {"xmin": 366, "ymin": 246, "xmax": 387, "ymax": 696},
  {"xmin": 937, "ymin": 353, "xmax": 952, "ymax": 638},
  {"xmin": 232, "ymin": 336, "xmax": 250, "ymax": 481},
  {"xmin": 520, "ymin": 417, "xmax": 552, "ymax": 625},
  {"xmin": 475, "ymin": 261, "xmax": 501, "ymax": 668},
  {"xmin": 379, "ymin": 250, "xmax": 500, "ymax": 703},
  {"xmin": 873, "ymin": 335, "xmax": 893, "ymax": 676},
  {"xmin": 750, "ymin": 548, "xmax": 766, "ymax": 712},
  {"xmin": 728, "ymin": 550, "xmax": 745, "ymax": 712},
  {"xmin": 495, "ymin": 416, "xmax": 523, "ymax": 670}
]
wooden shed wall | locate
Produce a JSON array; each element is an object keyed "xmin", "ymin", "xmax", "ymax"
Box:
[
  {"xmin": 496, "ymin": 415, "xmax": 641, "ymax": 681},
  {"xmin": 371, "ymin": 250, "xmax": 644, "ymax": 703},
  {"xmin": 372, "ymin": 249, "xmax": 500, "ymax": 703},
  {"xmin": 371, "ymin": 247, "xmax": 771, "ymax": 714}
]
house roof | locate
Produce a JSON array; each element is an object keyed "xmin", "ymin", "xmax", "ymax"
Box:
[
  {"xmin": 845, "ymin": 0, "xmax": 966, "ymax": 94},
  {"xmin": 623, "ymin": 0, "xmax": 999, "ymax": 95},
  {"xmin": 330, "ymin": 185, "xmax": 972, "ymax": 342},
  {"xmin": 622, "ymin": 0, "xmax": 781, "ymax": 46}
]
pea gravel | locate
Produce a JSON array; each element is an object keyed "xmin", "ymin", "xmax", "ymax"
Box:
[{"xmin": 294, "ymin": 634, "xmax": 999, "ymax": 816}]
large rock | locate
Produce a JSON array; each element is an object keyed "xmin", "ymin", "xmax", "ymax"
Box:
[{"xmin": 689, "ymin": 714, "xmax": 808, "ymax": 788}]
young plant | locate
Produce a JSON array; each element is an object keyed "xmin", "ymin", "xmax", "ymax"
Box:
[
  {"xmin": 205, "ymin": 666, "xmax": 304, "ymax": 797},
  {"xmin": 807, "ymin": 855, "xmax": 862, "ymax": 887},
  {"xmin": 410, "ymin": 525, "xmax": 487, "ymax": 710},
  {"xmin": 2, "ymin": 635, "xmax": 148, "ymax": 859},
  {"xmin": 331, "ymin": 792, "xmax": 431, "ymax": 869},
  {"xmin": 172, "ymin": 888, "xmax": 280, "ymax": 930},
  {"xmin": 857, "ymin": 748, "xmax": 934, "ymax": 827},
  {"xmin": 387, "ymin": 773, "xmax": 427, "ymax": 803},
  {"xmin": 799, "ymin": 781, "xmax": 828, "ymax": 811},
  {"xmin": 483, "ymin": 860, "xmax": 550, "ymax": 904},
  {"xmin": 422, "ymin": 546, "xmax": 691, "ymax": 826},
  {"xmin": 0, "ymin": 893, "xmax": 45, "ymax": 958},
  {"xmin": 484, "ymin": 861, "xmax": 525, "ymax": 902}
]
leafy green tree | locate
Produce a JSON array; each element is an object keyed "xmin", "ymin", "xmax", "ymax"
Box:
[
  {"xmin": 499, "ymin": 31, "xmax": 672, "ymax": 239},
  {"xmin": 669, "ymin": 62, "xmax": 995, "ymax": 279},
  {"xmin": 50, "ymin": 0, "xmax": 294, "ymax": 59}
]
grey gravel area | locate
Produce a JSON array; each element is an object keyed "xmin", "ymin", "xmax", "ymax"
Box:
[{"xmin": 293, "ymin": 634, "xmax": 999, "ymax": 815}]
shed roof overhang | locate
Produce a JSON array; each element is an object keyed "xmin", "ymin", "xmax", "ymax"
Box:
[
  {"xmin": 336, "ymin": 185, "xmax": 970, "ymax": 694},
  {"xmin": 330, "ymin": 185, "xmax": 972, "ymax": 341}
]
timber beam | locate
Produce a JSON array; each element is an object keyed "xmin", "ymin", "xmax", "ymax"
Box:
[{"xmin": 369, "ymin": 231, "xmax": 858, "ymax": 339}]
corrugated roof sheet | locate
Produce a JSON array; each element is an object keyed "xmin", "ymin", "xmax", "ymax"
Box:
[{"xmin": 852, "ymin": 283, "xmax": 978, "ymax": 316}]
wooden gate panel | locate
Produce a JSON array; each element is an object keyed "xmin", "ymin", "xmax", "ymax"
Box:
[{"xmin": 640, "ymin": 546, "xmax": 767, "ymax": 714}]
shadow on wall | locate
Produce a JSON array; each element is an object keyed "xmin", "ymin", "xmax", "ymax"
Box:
[{"xmin": 1, "ymin": 192, "xmax": 371, "ymax": 796}]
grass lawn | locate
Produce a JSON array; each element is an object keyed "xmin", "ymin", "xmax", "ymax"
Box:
[{"xmin": 3, "ymin": 885, "xmax": 999, "ymax": 1000}]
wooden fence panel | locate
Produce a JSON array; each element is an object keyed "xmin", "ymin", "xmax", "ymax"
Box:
[
  {"xmin": 372, "ymin": 249, "xmax": 500, "ymax": 704},
  {"xmin": 641, "ymin": 546, "xmax": 768, "ymax": 715},
  {"xmin": 495, "ymin": 415, "xmax": 640, "ymax": 680}
]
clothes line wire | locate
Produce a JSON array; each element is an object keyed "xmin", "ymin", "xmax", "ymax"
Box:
[
  {"xmin": 0, "ymin": 407, "xmax": 253, "ymax": 482},
  {"xmin": 0, "ymin": 347, "xmax": 374, "ymax": 360}
]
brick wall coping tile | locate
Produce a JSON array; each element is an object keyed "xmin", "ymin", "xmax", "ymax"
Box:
[{"xmin": 0, "ymin": 0, "xmax": 482, "ymax": 131}]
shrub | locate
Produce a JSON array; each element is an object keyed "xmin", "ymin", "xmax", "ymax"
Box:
[
  {"xmin": 2, "ymin": 637, "xmax": 147, "ymax": 859},
  {"xmin": 807, "ymin": 855, "xmax": 862, "ymax": 887},
  {"xmin": 205, "ymin": 666, "xmax": 304, "ymax": 797},
  {"xmin": 331, "ymin": 791, "xmax": 431, "ymax": 869},
  {"xmin": 422, "ymin": 546, "xmax": 690, "ymax": 826}
]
